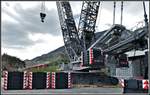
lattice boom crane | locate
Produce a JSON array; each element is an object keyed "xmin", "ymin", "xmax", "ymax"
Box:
[{"xmin": 56, "ymin": 1, "xmax": 82, "ymax": 62}]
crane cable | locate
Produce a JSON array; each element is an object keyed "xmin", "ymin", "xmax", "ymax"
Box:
[
  {"xmin": 143, "ymin": 1, "xmax": 148, "ymax": 29},
  {"xmin": 96, "ymin": 2, "xmax": 102, "ymax": 31},
  {"xmin": 41, "ymin": 2, "xmax": 45, "ymax": 13},
  {"xmin": 130, "ymin": 2, "xmax": 148, "ymax": 31},
  {"xmin": 113, "ymin": 1, "xmax": 116, "ymax": 25},
  {"xmin": 120, "ymin": 1, "xmax": 123, "ymax": 25}
]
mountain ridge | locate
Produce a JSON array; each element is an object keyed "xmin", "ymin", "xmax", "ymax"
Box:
[
  {"xmin": 25, "ymin": 31, "xmax": 106, "ymax": 67},
  {"xmin": 2, "ymin": 53, "xmax": 26, "ymax": 71}
]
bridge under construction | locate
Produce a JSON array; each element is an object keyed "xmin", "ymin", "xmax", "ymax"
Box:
[{"xmin": 2, "ymin": 1, "xmax": 149, "ymax": 94}]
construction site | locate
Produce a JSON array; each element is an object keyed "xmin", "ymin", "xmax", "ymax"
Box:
[{"xmin": 1, "ymin": 1, "xmax": 149, "ymax": 94}]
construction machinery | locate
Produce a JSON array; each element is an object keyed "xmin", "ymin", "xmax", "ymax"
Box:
[
  {"xmin": 1, "ymin": 1, "xmax": 149, "ymax": 93},
  {"xmin": 56, "ymin": 2, "xmax": 83, "ymax": 63},
  {"xmin": 40, "ymin": 1, "xmax": 149, "ymax": 90},
  {"xmin": 56, "ymin": 1, "xmax": 148, "ymax": 72},
  {"xmin": 56, "ymin": 1, "xmax": 102, "ymax": 69}
]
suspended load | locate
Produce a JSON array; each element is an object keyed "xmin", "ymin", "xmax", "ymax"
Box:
[
  {"xmin": 40, "ymin": 2, "xmax": 46, "ymax": 23},
  {"xmin": 40, "ymin": 13, "xmax": 46, "ymax": 22}
]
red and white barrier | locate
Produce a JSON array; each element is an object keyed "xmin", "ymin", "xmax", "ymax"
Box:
[
  {"xmin": 51, "ymin": 72, "xmax": 56, "ymax": 89},
  {"xmin": 80, "ymin": 52, "xmax": 83, "ymax": 67},
  {"xmin": 119, "ymin": 79, "xmax": 125, "ymax": 88},
  {"xmin": 68, "ymin": 72, "xmax": 71, "ymax": 88},
  {"xmin": 3, "ymin": 71, "xmax": 8, "ymax": 90},
  {"xmin": 2, "ymin": 71, "xmax": 72, "ymax": 90},
  {"xmin": 28, "ymin": 72, "xmax": 32, "ymax": 89},
  {"xmin": 89, "ymin": 48, "xmax": 93, "ymax": 64},
  {"xmin": 46, "ymin": 72, "xmax": 51, "ymax": 89},
  {"xmin": 142, "ymin": 80, "xmax": 149, "ymax": 90},
  {"xmin": 23, "ymin": 71, "xmax": 28, "ymax": 89}
]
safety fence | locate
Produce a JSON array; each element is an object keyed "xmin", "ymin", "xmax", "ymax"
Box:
[
  {"xmin": 3, "ymin": 71, "xmax": 149, "ymax": 92},
  {"xmin": 3, "ymin": 71, "xmax": 72, "ymax": 90},
  {"xmin": 119, "ymin": 79, "xmax": 149, "ymax": 93}
]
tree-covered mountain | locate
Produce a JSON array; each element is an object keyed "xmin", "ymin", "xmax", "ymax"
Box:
[
  {"xmin": 2, "ymin": 31, "xmax": 107, "ymax": 71},
  {"xmin": 2, "ymin": 53, "xmax": 26, "ymax": 71},
  {"xmin": 25, "ymin": 46, "xmax": 69, "ymax": 67}
]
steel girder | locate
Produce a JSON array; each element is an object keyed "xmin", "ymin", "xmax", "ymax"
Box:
[
  {"xmin": 104, "ymin": 27, "xmax": 148, "ymax": 54},
  {"xmin": 89, "ymin": 24, "xmax": 126, "ymax": 50}
]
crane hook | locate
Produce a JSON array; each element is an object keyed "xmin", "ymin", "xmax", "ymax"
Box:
[
  {"xmin": 40, "ymin": 2, "xmax": 46, "ymax": 23},
  {"xmin": 40, "ymin": 12, "xmax": 46, "ymax": 22}
]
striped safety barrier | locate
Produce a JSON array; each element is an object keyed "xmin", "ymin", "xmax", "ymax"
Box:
[
  {"xmin": 142, "ymin": 80, "xmax": 149, "ymax": 90},
  {"xmin": 119, "ymin": 79, "xmax": 125, "ymax": 88},
  {"xmin": 2, "ymin": 71, "xmax": 72, "ymax": 90},
  {"xmin": 46, "ymin": 72, "xmax": 51, "ymax": 89},
  {"xmin": 3, "ymin": 71, "xmax": 8, "ymax": 90},
  {"xmin": 23, "ymin": 71, "xmax": 28, "ymax": 89},
  {"xmin": 89, "ymin": 48, "xmax": 93, "ymax": 64},
  {"xmin": 28, "ymin": 72, "xmax": 32, "ymax": 89},
  {"xmin": 51, "ymin": 72, "xmax": 56, "ymax": 89},
  {"xmin": 68, "ymin": 72, "xmax": 71, "ymax": 88}
]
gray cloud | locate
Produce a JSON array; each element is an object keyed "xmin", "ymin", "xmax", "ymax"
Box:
[
  {"xmin": 2, "ymin": 21, "xmax": 45, "ymax": 49},
  {"xmin": 2, "ymin": 1, "xmax": 149, "ymax": 50},
  {"xmin": 2, "ymin": 3, "xmax": 61, "ymax": 49},
  {"xmin": 123, "ymin": 1, "xmax": 149, "ymax": 15}
]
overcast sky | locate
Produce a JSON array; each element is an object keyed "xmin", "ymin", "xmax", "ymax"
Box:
[{"xmin": 1, "ymin": 1, "xmax": 149, "ymax": 60}]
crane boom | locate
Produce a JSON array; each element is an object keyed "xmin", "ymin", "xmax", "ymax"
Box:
[
  {"xmin": 56, "ymin": 1, "xmax": 82, "ymax": 62},
  {"xmin": 78, "ymin": 1, "xmax": 100, "ymax": 49},
  {"xmin": 78, "ymin": 1, "xmax": 100, "ymax": 66}
]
